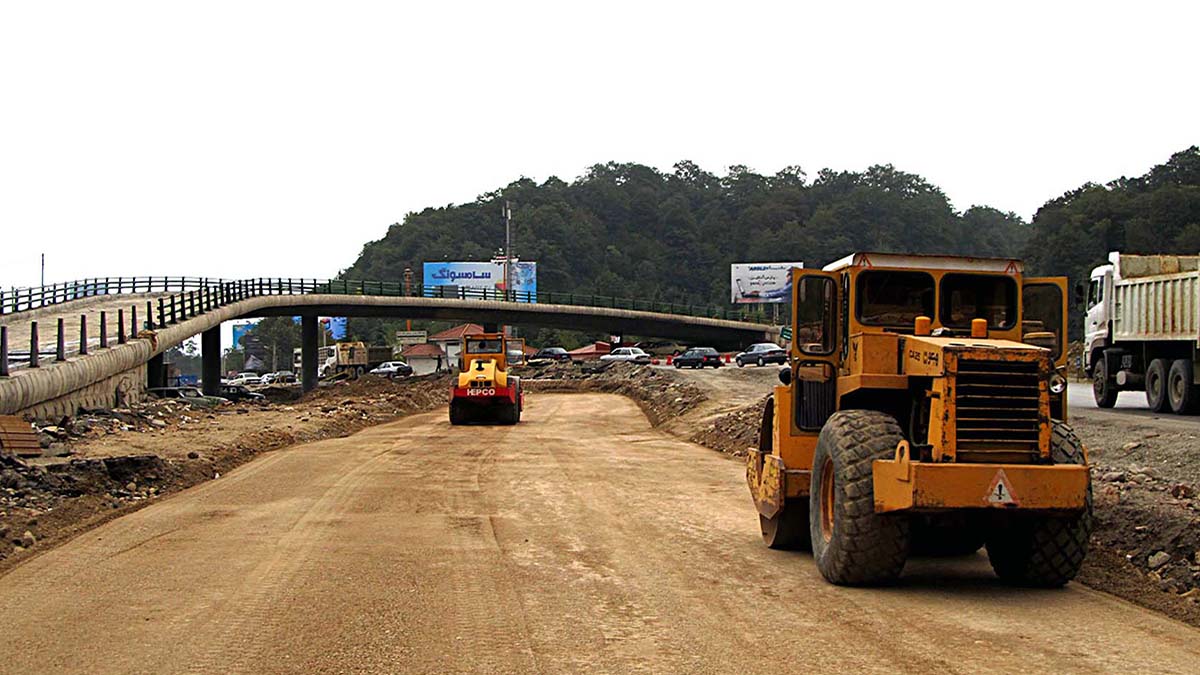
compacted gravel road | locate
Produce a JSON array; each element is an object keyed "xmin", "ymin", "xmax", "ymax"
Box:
[{"xmin": 0, "ymin": 394, "xmax": 1197, "ymax": 674}]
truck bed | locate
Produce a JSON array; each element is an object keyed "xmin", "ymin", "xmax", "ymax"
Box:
[{"xmin": 1112, "ymin": 253, "xmax": 1200, "ymax": 343}]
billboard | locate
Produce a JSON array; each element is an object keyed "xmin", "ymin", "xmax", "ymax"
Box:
[
  {"xmin": 423, "ymin": 261, "xmax": 537, "ymax": 301},
  {"xmin": 231, "ymin": 322, "xmax": 256, "ymax": 349},
  {"xmin": 731, "ymin": 262, "xmax": 804, "ymax": 304}
]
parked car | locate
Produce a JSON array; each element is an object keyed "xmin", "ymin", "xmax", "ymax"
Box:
[
  {"xmin": 735, "ymin": 343, "xmax": 787, "ymax": 367},
  {"xmin": 220, "ymin": 384, "xmax": 266, "ymax": 402},
  {"xmin": 229, "ymin": 372, "xmax": 262, "ymax": 386},
  {"xmin": 531, "ymin": 347, "xmax": 571, "ymax": 362},
  {"xmin": 634, "ymin": 340, "xmax": 688, "ymax": 357},
  {"xmin": 599, "ymin": 347, "xmax": 652, "ymax": 364},
  {"xmin": 370, "ymin": 361, "xmax": 413, "ymax": 377},
  {"xmin": 262, "ymin": 371, "xmax": 296, "ymax": 385},
  {"xmin": 146, "ymin": 387, "xmax": 228, "ymax": 409},
  {"xmin": 674, "ymin": 347, "xmax": 723, "ymax": 369}
]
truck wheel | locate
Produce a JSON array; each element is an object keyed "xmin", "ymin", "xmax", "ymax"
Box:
[
  {"xmin": 1092, "ymin": 356, "xmax": 1118, "ymax": 408},
  {"xmin": 1167, "ymin": 359, "xmax": 1198, "ymax": 414},
  {"xmin": 809, "ymin": 410, "xmax": 910, "ymax": 585},
  {"xmin": 910, "ymin": 516, "xmax": 985, "ymax": 557},
  {"xmin": 985, "ymin": 422, "xmax": 1092, "ymax": 587},
  {"xmin": 1146, "ymin": 358, "xmax": 1169, "ymax": 411},
  {"xmin": 760, "ymin": 499, "xmax": 812, "ymax": 551}
]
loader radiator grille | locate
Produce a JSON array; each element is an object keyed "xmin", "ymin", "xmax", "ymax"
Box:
[{"xmin": 954, "ymin": 358, "xmax": 1040, "ymax": 458}]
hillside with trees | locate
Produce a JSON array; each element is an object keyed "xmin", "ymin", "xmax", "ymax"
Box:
[
  {"xmin": 240, "ymin": 149, "xmax": 1197, "ymax": 356},
  {"xmin": 343, "ymin": 162, "xmax": 1031, "ymax": 308},
  {"xmin": 1024, "ymin": 146, "xmax": 1200, "ymax": 289}
]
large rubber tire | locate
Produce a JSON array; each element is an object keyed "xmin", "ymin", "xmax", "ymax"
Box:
[
  {"xmin": 760, "ymin": 499, "xmax": 812, "ymax": 551},
  {"xmin": 910, "ymin": 516, "xmax": 985, "ymax": 557},
  {"xmin": 1167, "ymin": 359, "xmax": 1198, "ymax": 414},
  {"xmin": 1146, "ymin": 358, "xmax": 1169, "ymax": 412},
  {"xmin": 985, "ymin": 422, "xmax": 1092, "ymax": 587},
  {"xmin": 1092, "ymin": 355, "xmax": 1118, "ymax": 408},
  {"xmin": 809, "ymin": 410, "xmax": 910, "ymax": 585},
  {"xmin": 449, "ymin": 400, "xmax": 466, "ymax": 425}
]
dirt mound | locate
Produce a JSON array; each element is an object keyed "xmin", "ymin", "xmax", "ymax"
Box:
[
  {"xmin": 524, "ymin": 362, "xmax": 708, "ymax": 425},
  {"xmin": 690, "ymin": 395, "xmax": 768, "ymax": 457},
  {"xmin": 0, "ymin": 374, "xmax": 451, "ymax": 573}
]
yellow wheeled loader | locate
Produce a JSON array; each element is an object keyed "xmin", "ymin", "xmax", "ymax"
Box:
[{"xmin": 746, "ymin": 252, "xmax": 1090, "ymax": 586}]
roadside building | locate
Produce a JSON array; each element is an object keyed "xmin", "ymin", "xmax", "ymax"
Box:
[
  {"xmin": 567, "ymin": 341, "xmax": 611, "ymax": 361},
  {"xmin": 428, "ymin": 323, "xmax": 484, "ymax": 367},
  {"xmin": 399, "ymin": 342, "xmax": 447, "ymax": 376}
]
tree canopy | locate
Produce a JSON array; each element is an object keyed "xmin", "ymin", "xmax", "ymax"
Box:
[{"xmin": 343, "ymin": 161, "xmax": 1031, "ymax": 309}]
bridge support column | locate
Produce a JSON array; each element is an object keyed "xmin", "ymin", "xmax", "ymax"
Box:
[
  {"xmin": 201, "ymin": 326, "xmax": 221, "ymax": 396},
  {"xmin": 147, "ymin": 353, "xmax": 166, "ymax": 390},
  {"xmin": 301, "ymin": 315, "xmax": 318, "ymax": 393}
]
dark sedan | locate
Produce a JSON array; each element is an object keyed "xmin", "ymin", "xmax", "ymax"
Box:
[
  {"xmin": 220, "ymin": 384, "xmax": 266, "ymax": 402},
  {"xmin": 674, "ymin": 347, "xmax": 723, "ymax": 369},
  {"xmin": 532, "ymin": 347, "xmax": 572, "ymax": 362},
  {"xmin": 735, "ymin": 343, "xmax": 787, "ymax": 367}
]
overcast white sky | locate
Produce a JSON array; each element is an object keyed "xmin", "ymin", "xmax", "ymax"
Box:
[{"xmin": 2, "ymin": 1, "xmax": 1196, "ymax": 289}]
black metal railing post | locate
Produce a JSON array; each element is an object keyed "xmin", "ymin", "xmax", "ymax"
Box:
[
  {"xmin": 28, "ymin": 322, "xmax": 38, "ymax": 368},
  {"xmin": 118, "ymin": 309, "xmax": 126, "ymax": 344},
  {"xmin": 100, "ymin": 312, "xmax": 108, "ymax": 348},
  {"xmin": 0, "ymin": 326, "xmax": 8, "ymax": 376},
  {"xmin": 79, "ymin": 315, "xmax": 89, "ymax": 355},
  {"xmin": 158, "ymin": 299, "xmax": 166, "ymax": 328},
  {"xmin": 56, "ymin": 318, "xmax": 66, "ymax": 361}
]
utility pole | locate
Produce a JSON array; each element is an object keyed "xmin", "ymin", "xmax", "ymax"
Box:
[{"xmin": 504, "ymin": 201, "xmax": 512, "ymax": 300}]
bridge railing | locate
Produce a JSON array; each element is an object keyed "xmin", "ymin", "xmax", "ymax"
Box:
[{"xmin": 2, "ymin": 276, "xmax": 771, "ymax": 323}]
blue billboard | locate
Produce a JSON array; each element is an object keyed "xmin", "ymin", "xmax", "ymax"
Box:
[
  {"xmin": 423, "ymin": 261, "xmax": 537, "ymax": 301},
  {"xmin": 231, "ymin": 322, "xmax": 256, "ymax": 349}
]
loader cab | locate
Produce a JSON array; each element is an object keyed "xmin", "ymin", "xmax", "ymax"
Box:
[{"xmin": 789, "ymin": 253, "xmax": 1068, "ymax": 435}]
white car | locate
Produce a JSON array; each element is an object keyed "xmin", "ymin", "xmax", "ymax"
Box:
[
  {"xmin": 599, "ymin": 347, "xmax": 652, "ymax": 364},
  {"xmin": 369, "ymin": 361, "xmax": 413, "ymax": 377},
  {"xmin": 229, "ymin": 373, "xmax": 263, "ymax": 386}
]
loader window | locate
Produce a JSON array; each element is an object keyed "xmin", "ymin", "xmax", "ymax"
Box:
[
  {"xmin": 940, "ymin": 274, "xmax": 1017, "ymax": 329},
  {"xmin": 856, "ymin": 271, "xmax": 934, "ymax": 327},
  {"xmin": 1022, "ymin": 283, "xmax": 1065, "ymax": 361},
  {"xmin": 795, "ymin": 276, "xmax": 836, "ymax": 355},
  {"xmin": 466, "ymin": 339, "xmax": 503, "ymax": 353}
]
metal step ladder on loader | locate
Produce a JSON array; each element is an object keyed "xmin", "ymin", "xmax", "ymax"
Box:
[
  {"xmin": 449, "ymin": 333, "xmax": 525, "ymax": 425},
  {"xmin": 746, "ymin": 252, "xmax": 1091, "ymax": 587}
]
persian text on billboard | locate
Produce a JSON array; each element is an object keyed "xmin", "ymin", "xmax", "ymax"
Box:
[
  {"xmin": 423, "ymin": 262, "xmax": 537, "ymax": 302},
  {"xmin": 731, "ymin": 262, "xmax": 804, "ymax": 304}
]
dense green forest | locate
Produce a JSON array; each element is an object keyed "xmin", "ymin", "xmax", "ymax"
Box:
[
  {"xmin": 1024, "ymin": 146, "xmax": 1200, "ymax": 290},
  {"xmin": 344, "ymin": 162, "xmax": 1032, "ymax": 308},
  {"xmin": 238, "ymin": 147, "xmax": 1199, "ymax": 356}
]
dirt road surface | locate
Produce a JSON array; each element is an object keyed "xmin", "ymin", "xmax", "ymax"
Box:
[{"xmin": 1, "ymin": 393, "xmax": 1197, "ymax": 674}]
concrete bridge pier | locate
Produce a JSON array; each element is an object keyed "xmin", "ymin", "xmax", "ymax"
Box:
[
  {"xmin": 301, "ymin": 316, "xmax": 318, "ymax": 393},
  {"xmin": 201, "ymin": 326, "xmax": 221, "ymax": 396},
  {"xmin": 147, "ymin": 353, "xmax": 166, "ymax": 390}
]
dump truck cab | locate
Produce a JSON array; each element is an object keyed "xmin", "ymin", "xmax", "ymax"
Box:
[
  {"xmin": 747, "ymin": 252, "xmax": 1090, "ymax": 586},
  {"xmin": 449, "ymin": 333, "xmax": 524, "ymax": 425}
]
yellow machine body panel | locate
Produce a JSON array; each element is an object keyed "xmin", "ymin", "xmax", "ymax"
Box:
[{"xmin": 747, "ymin": 253, "xmax": 1081, "ymax": 517}]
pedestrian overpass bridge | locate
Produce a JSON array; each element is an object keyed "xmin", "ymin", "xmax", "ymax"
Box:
[{"xmin": 0, "ymin": 277, "xmax": 776, "ymax": 418}]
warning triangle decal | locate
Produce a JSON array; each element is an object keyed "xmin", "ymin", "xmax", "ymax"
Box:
[{"xmin": 986, "ymin": 470, "xmax": 1019, "ymax": 506}]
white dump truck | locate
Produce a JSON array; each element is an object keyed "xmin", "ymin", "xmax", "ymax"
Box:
[{"xmin": 1084, "ymin": 252, "xmax": 1200, "ymax": 413}]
